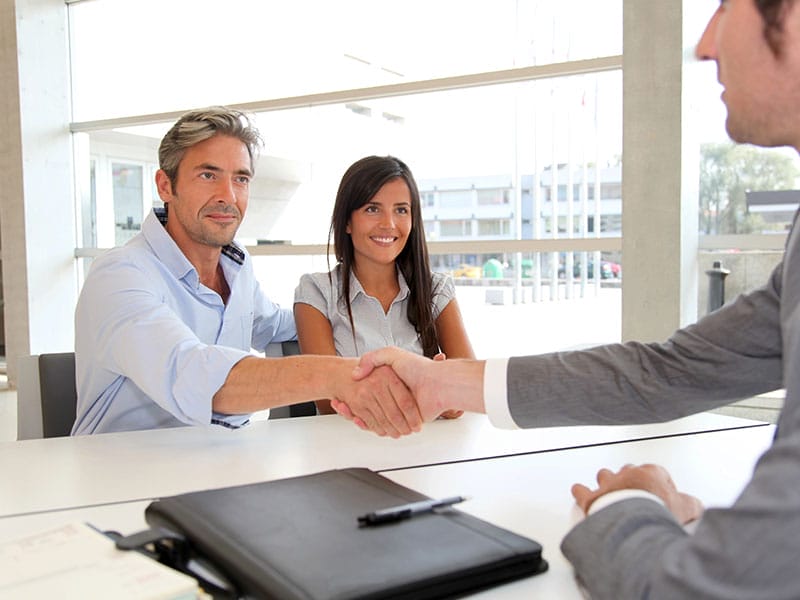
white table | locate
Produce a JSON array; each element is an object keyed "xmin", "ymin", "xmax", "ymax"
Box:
[
  {"xmin": 0, "ymin": 412, "xmax": 765, "ymax": 517},
  {"xmin": 385, "ymin": 425, "xmax": 777, "ymax": 599},
  {"xmin": 0, "ymin": 424, "xmax": 776, "ymax": 598}
]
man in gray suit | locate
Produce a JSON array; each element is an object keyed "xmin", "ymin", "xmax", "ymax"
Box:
[{"xmin": 344, "ymin": 0, "xmax": 800, "ymax": 596}]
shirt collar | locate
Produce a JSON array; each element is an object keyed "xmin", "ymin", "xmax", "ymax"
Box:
[
  {"xmin": 347, "ymin": 266, "xmax": 410, "ymax": 303},
  {"xmin": 143, "ymin": 208, "xmax": 245, "ymax": 286}
]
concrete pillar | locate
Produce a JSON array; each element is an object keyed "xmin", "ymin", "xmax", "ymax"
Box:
[
  {"xmin": 0, "ymin": 0, "xmax": 76, "ymax": 386},
  {"xmin": 622, "ymin": 0, "xmax": 702, "ymax": 341}
]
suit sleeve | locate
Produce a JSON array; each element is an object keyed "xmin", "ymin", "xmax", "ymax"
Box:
[
  {"xmin": 561, "ymin": 420, "xmax": 800, "ymax": 599},
  {"xmin": 505, "ymin": 261, "xmax": 784, "ymax": 427},
  {"xmin": 557, "ymin": 254, "xmax": 800, "ymax": 599}
]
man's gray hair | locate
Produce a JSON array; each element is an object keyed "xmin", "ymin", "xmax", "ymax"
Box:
[{"xmin": 158, "ymin": 106, "xmax": 263, "ymax": 184}]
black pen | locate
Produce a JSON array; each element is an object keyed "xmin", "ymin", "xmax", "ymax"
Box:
[{"xmin": 357, "ymin": 496, "xmax": 468, "ymax": 526}]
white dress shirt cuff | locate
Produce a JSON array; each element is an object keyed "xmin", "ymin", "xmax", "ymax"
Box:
[
  {"xmin": 484, "ymin": 358, "xmax": 519, "ymax": 429},
  {"xmin": 570, "ymin": 489, "xmax": 665, "ymax": 527},
  {"xmin": 583, "ymin": 489, "xmax": 699, "ymax": 532},
  {"xmin": 587, "ymin": 489, "xmax": 665, "ymax": 515}
]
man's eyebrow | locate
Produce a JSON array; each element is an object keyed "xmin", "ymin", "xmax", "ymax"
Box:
[
  {"xmin": 193, "ymin": 163, "xmax": 223, "ymax": 172},
  {"xmin": 193, "ymin": 163, "xmax": 253, "ymax": 177}
]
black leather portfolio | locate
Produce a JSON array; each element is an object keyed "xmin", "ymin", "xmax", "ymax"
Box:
[{"xmin": 141, "ymin": 468, "xmax": 548, "ymax": 599}]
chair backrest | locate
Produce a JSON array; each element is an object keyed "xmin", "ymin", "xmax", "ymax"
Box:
[
  {"xmin": 264, "ymin": 340, "xmax": 301, "ymax": 358},
  {"xmin": 265, "ymin": 341, "xmax": 318, "ymax": 419},
  {"xmin": 39, "ymin": 352, "xmax": 78, "ymax": 437},
  {"xmin": 17, "ymin": 352, "xmax": 77, "ymax": 439}
]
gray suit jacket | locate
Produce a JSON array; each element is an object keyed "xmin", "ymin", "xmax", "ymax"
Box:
[{"xmin": 507, "ymin": 213, "xmax": 800, "ymax": 598}]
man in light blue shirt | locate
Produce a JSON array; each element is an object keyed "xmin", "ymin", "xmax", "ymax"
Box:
[{"xmin": 73, "ymin": 107, "xmax": 421, "ymax": 437}]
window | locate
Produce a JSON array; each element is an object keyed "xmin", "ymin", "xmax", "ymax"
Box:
[
  {"xmin": 112, "ymin": 163, "xmax": 144, "ymax": 246},
  {"xmin": 83, "ymin": 160, "xmax": 97, "ymax": 248},
  {"xmin": 440, "ymin": 219, "xmax": 472, "ymax": 237},
  {"xmin": 68, "ymin": 0, "xmax": 624, "ymax": 357},
  {"xmin": 600, "ymin": 182, "xmax": 621, "ymax": 200},
  {"xmin": 477, "ymin": 189, "xmax": 510, "ymax": 205},
  {"xmin": 478, "ymin": 219, "xmax": 512, "ymax": 236}
]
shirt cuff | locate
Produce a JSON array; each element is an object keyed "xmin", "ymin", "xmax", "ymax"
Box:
[
  {"xmin": 569, "ymin": 489, "xmax": 665, "ymax": 527},
  {"xmin": 484, "ymin": 358, "xmax": 519, "ymax": 429},
  {"xmin": 588, "ymin": 489, "xmax": 665, "ymax": 515}
]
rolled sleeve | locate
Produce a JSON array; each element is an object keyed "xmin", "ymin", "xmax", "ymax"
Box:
[
  {"xmin": 172, "ymin": 343, "xmax": 252, "ymax": 426},
  {"xmin": 75, "ymin": 239, "xmax": 262, "ymax": 434}
]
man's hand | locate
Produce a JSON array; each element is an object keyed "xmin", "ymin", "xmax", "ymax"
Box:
[
  {"xmin": 571, "ymin": 463, "xmax": 704, "ymax": 525},
  {"xmin": 332, "ymin": 364, "xmax": 422, "ymax": 438},
  {"xmin": 336, "ymin": 347, "xmax": 485, "ymax": 423},
  {"xmin": 341, "ymin": 347, "xmax": 447, "ymax": 422}
]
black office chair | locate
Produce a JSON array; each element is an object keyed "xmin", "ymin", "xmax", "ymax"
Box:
[{"xmin": 37, "ymin": 352, "xmax": 78, "ymax": 438}]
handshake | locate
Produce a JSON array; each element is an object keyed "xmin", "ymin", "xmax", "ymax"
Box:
[{"xmin": 330, "ymin": 347, "xmax": 486, "ymax": 438}]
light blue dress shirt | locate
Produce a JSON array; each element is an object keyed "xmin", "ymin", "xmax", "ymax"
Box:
[
  {"xmin": 294, "ymin": 266, "xmax": 455, "ymax": 357},
  {"xmin": 72, "ymin": 209, "xmax": 296, "ymax": 435}
]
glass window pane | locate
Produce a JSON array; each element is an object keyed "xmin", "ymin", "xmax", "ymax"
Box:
[
  {"xmin": 477, "ymin": 189, "xmax": 511, "ymax": 205},
  {"xmin": 68, "ymin": 0, "xmax": 621, "ymax": 121},
  {"xmin": 112, "ymin": 163, "xmax": 144, "ymax": 246},
  {"xmin": 79, "ymin": 70, "xmax": 621, "ymax": 248},
  {"xmin": 84, "ymin": 160, "xmax": 97, "ymax": 247},
  {"xmin": 440, "ymin": 220, "xmax": 471, "ymax": 237},
  {"xmin": 254, "ymin": 251, "xmax": 620, "ymax": 357}
]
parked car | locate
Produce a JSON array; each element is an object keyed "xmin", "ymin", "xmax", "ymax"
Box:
[
  {"xmin": 604, "ymin": 261, "xmax": 622, "ymax": 278},
  {"xmin": 452, "ymin": 264, "xmax": 482, "ymax": 278},
  {"xmin": 558, "ymin": 260, "xmax": 621, "ymax": 279}
]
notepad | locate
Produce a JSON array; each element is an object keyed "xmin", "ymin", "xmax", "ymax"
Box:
[{"xmin": 0, "ymin": 521, "xmax": 199, "ymax": 599}]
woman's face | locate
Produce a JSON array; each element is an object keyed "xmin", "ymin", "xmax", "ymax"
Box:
[{"xmin": 346, "ymin": 178, "xmax": 413, "ymax": 270}]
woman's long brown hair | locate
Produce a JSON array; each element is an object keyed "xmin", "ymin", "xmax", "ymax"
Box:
[{"xmin": 329, "ymin": 156, "xmax": 439, "ymax": 357}]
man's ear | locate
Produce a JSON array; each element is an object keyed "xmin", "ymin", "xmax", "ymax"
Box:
[{"xmin": 155, "ymin": 169, "xmax": 174, "ymax": 202}]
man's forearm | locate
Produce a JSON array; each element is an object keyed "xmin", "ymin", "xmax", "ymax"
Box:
[
  {"xmin": 212, "ymin": 355, "xmax": 356, "ymax": 414},
  {"xmin": 214, "ymin": 355, "xmax": 422, "ymax": 437}
]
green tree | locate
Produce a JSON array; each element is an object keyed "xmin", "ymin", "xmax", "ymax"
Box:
[{"xmin": 699, "ymin": 143, "xmax": 799, "ymax": 234}]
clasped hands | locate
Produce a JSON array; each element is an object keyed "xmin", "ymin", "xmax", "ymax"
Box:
[
  {"xmin": 329, "ymin": 347, "xmax": 463, "ymax": 438},
  {"xmin": 333, "ymin": 348, "xmax": 704, "ymax": 528}
]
